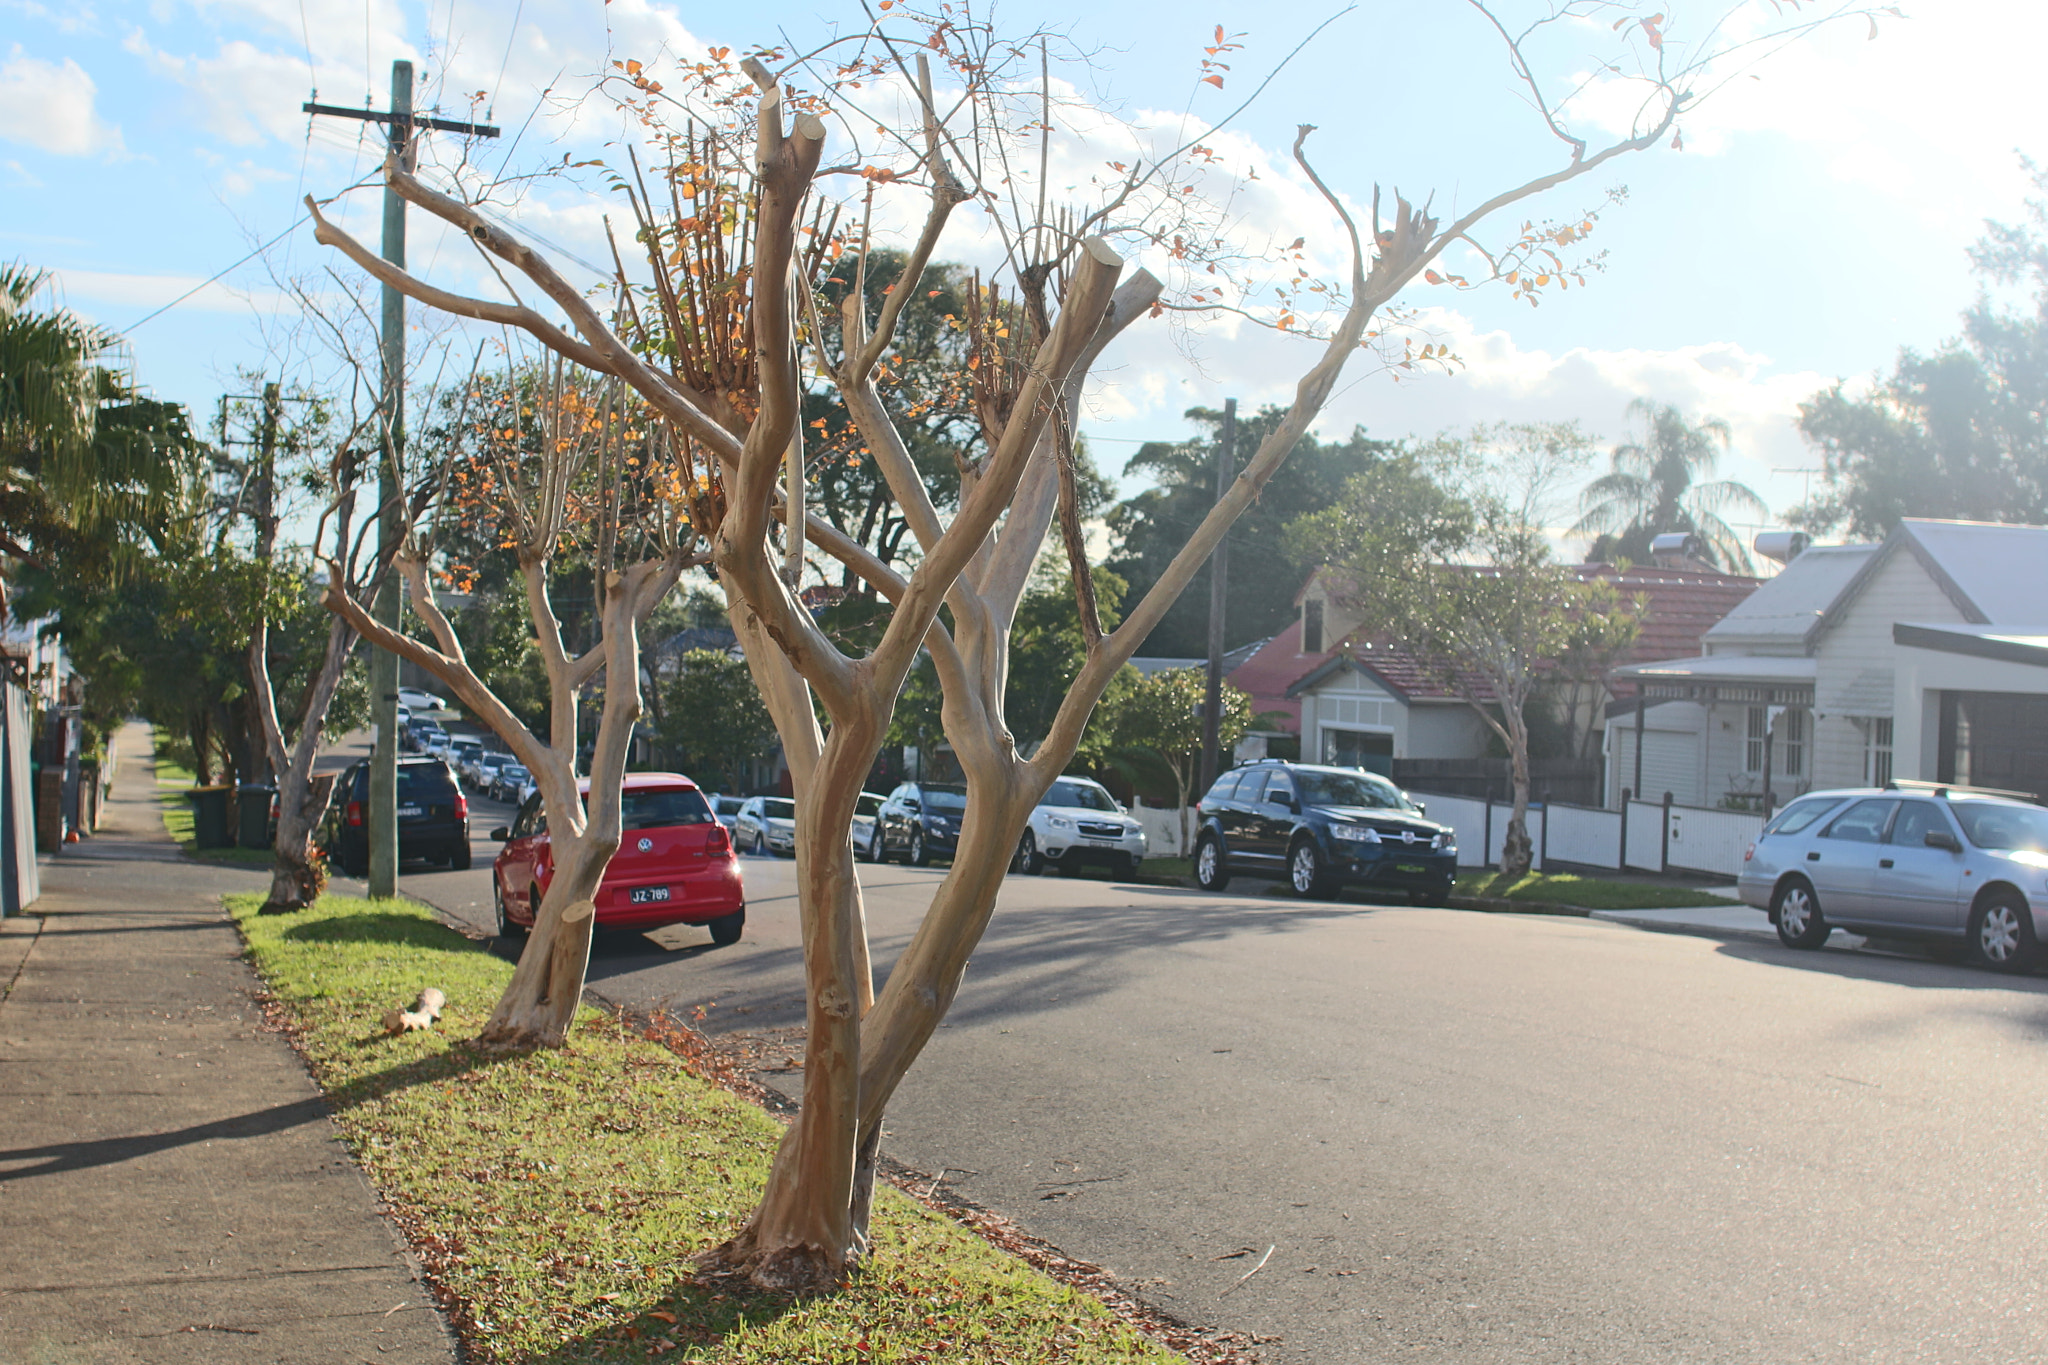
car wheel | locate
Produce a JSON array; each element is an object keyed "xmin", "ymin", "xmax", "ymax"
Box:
[
  {"xmin": 1015, "ymin": 830, "xmax": 1043, "ymax": 876},
  {"xmin": 1289, "ymin": 838, "xmax": 1337, "ymax": 898},
  {"xmin": 1194, "ymin": 834, "xmax": 1229, "ymax": 892},
  {"xmin": 709, "ymin": 907, "xmax": 746, "ymax": 946},
  {"xmin": 450, "ymin": 840, "xmax": 472, "ymax": 872},
  {"xmin": 1773, "ymin": 877, "xmax": 1829, "ymax": 949},
  {"xmin": 494, "ymin": 880, "xmax": 526, "ymax": 941},
  {"xmin": 752, "ymin": 832, "xmax": 766, "ymax": 856},
  {"xmin": 869, "ymin": 826, "xmax": 888, "ymax": 864},
  {"xmin": 1969, "ymin": 890, "xmax": 2038, "ymax": 973},
  {"xmin": 910, "ymin": 826, "xmax": 930, "ymax": 867}
]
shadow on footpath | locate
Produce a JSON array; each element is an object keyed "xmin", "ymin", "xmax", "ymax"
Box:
[{"xmin": 0, "ymin": 1042, "xmax": 523, "ymax": 1185}]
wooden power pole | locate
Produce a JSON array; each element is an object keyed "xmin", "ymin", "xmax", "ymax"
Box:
[{"xmin": 304, "ymin": 63, "xmax": 497, "ymax": 897}]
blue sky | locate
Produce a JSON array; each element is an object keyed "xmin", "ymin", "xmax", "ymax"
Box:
[{"xmin": 3, "ymin": 0, "xmax": 2044, "ymax": 541}]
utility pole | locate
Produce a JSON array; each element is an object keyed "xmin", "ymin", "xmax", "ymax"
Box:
[
  {"xmin": 1199, "ymin": 397, "xmax": 1238, "ymax": 793},
  {"xmin": 305, "ymin": 63, "xmax": 497, "ymax": 898}
]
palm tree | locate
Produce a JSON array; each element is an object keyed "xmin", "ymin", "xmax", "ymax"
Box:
[
  {"xmin": 0, "ymin": 263, "xmax": 199, "ymax": 600},
  {"xmin": 1573, "ymin": 399, "xmax": 1768, "ymax": 571}
]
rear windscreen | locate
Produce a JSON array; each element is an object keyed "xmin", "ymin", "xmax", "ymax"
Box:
[{"xmin": 622, "ymin": 788, "xmax": 714, "ymax": 830}]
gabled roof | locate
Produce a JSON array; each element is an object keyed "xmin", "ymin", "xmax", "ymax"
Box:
[
  {"xmin": 1884, "ymin": 518, "xmax": 2048, "ymax": 625},
  {"xmin": 1703, "ymin": 543, "xmax": 1878, "ymax": 649}
]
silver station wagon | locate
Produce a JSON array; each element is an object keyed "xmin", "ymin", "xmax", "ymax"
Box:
[{"xmin": 1738, "ymin": 782, "xmax": 2048, "ymax": 972}]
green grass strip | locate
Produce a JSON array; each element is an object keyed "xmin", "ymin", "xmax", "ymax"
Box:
[
  {"xmin": 1455, "ymin": 871, "xmax": 1739, "ymax": 910},
  {"xmin": 230, "ymin": 892, "xmax": 1182, "ymax": 1364}
]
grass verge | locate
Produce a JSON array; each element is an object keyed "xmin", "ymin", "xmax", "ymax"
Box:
[
  {"xmin": 154, "ymin": 734, "xmax": 274, "ymax": 866},
  {"xmin": 1455, "ymin": 871, "xmax": 1739, "ymax": 910},
  {"xmin": 230, "ymin": 891, "xmax": 1185, "ymax": 1364}
]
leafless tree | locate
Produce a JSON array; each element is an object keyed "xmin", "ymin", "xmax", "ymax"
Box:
[{"xmin": 305, "ymin": 0, "xmax": 1887, "ymax": 1289}]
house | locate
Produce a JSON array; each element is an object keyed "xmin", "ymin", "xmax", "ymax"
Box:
[
  {"xmin": 1610, "ymin": 518, "xmax": 2048, "ymax": 810},
  {"xmin": 1229, "ymin": 563, "xmax": 1759, "ymax": 795}
]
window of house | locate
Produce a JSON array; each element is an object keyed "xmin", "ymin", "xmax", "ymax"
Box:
[
  {"xmin": 1746, "ymin": 706, "xmax": 1766, "ymax": 773},
  {"xmin": 1866, "ymin": 716, "xmax": 1894, "ymax": 787},
  {"xmin": 1783, "ymin": 708, "xmax": 1806, "ymax": 776},
  {"xmin": 1302, "ymin": 598, "xmax": 1324, "ymax": 654}
]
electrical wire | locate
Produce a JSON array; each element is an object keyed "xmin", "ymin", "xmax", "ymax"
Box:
[
  {"xmin": 488, "ymin": 0, "xmax": 525, "ymax": 120},
  {"xmin": 121, "ymin": 213, "xmax": 311, "ymax": 334}
]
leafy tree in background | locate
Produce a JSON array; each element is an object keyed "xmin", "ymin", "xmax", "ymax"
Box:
[
  {"xmin": 1104, "ymin": 665, "xmax": 1251, "ymax": 856},
  {"xmin": 1573, "ymin": 399, "xmax": 1766, "ymax": 570},
  {"xmin": 1290, "ymin": 426, "xmax": 1639, "ymax": 877},
  {"xmin": 1795, "ymin": 162, "xmax": 2048, "ymax": 537},
  {"xmin": 1108, "ymin": 407, "xmax": 1399, "ymax": 657},
  {"xmin": 654, "ymin": 649, "xmax": 776, "ymax": 794}
]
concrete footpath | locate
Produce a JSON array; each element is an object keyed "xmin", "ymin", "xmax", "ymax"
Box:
[{"xmin": 0, "ymin": 723, "xmax": 454, "ymax": 1364}]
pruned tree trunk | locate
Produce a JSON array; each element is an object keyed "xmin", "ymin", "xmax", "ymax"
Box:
[{"xmin": 250, "ymin": 615, "xmax": 358, "ymax": 915}]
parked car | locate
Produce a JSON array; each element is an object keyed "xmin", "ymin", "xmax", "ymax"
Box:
[
  {"xmin": 707, "ymin": 795, "xmax": 745, "ymax": 832},
  {"xmin": 398, "ymin": 686, "xmax": 447, "ymax": 712},
  {"xmin": 490, "ymin": 762, "xmax": 530, "ymax": 802},
  {"xmin": 871, "ymin": 781, "xmax": 967, "ymax": 866},
  {"xmin": 1191, "ymin": 760, "xmax": 1456, "ymax": 902},
  {"xmin": 472, "ymin": 752, "xmax": 510, "ymax": 790},
  {"xmin": 850, "ymin": 792, "xmax": 885, "ymax": 856},
  {"xmin": 1011, "ymin": 776, "xmax": 1147, "ymax": 878},
  {"xmin": 447, "ymin": 738, "xmax": 484, "ymax": 783},
  {"xmin": 409, "ymin": 718, "xmax": 447, "ymax": 754},
  {"xmin": 490, "ymin": 773, "xmax": 744, "ymax": 944},
  {"xmin": 1738, "ymin": 782, "xmax": 2048, "ymax": 971},
  {"xmin": 322, "ymin": 755, "xmax": 472, "ymax": 875},
  {"xmin": 736, "ymin": 796, "xmax": 797, "ymax": 856}
]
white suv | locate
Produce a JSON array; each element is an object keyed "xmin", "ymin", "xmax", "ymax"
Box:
[
  {"xmin": 1738, "ymin": 783, "xmax": 2048, "ymax": 972},
  {"xmin": 1013, "ymin": 776, "xmax": 1147, "ymax": 879}
]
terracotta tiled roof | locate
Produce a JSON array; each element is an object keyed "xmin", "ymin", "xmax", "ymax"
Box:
[{"xmin": 1228, "ymin": 563, "xmax": 1762, "ymax": 730}]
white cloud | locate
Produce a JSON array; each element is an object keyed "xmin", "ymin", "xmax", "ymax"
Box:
[{"xmin": 0, "ymin": 46, "xmax": 122, "ymax": 155}]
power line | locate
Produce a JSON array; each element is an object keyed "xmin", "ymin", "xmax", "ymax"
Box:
[
  {"xmin": 489, "ymin": 0, "xmax": 525, "ymax": 120},
  {"xmin": 121, "ymin": 213, "xmax": 311, "ymax": 334}
]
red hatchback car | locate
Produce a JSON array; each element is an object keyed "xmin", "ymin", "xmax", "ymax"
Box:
[{"xmin": 489, "ymin": 773, "xmax": 746, "ymax": 944}]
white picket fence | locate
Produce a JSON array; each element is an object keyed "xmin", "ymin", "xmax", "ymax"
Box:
[{"xmin": 1129, "ymin": 790, "xmax": 1766, "ymax": 882}]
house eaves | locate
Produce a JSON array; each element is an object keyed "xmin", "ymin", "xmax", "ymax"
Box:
[{"xmin": 1283, "ymin": 652, "xmax": 1412, "ymax": 701}]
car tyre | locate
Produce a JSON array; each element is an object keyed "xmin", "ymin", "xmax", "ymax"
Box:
[
  {"xmin": 1289, "ymin": 837, "xmax": 1338, "ymax": 899},
  {"xmin": 751, "ymin": 832, "xmax": 766, "ymax": 856},
  {"xmin": 494, "ymin": 880, "xmax": 526, "ymax": 942},
  {"xmin": 1969, "ymin": 890, "xmax": 2038, "ymax": 973},
  {"xmin": 1014, "ymin": 830, "xmax": 1043, "ymax": 876},
  {"xmin": 709, "ymin": 908, "xmax": 746, "ymax": 946},
  {"xmin": 1194, "ymin": 833, "xmax": 1230, "ymax": 892},
  {"xmin": 869, "ymin": 826, "xmax": 888, "ymax": 864},
  {"xmin": 910, "ymin": 826, "xmax": 931, "ymax": 867},
  {"xmin": 1773, "ymin": 877, "xmax": 1829, "ymax": 949},
  {"xmin": 450, "ymin": 840, "xmax": 472, "ymax": 872}
]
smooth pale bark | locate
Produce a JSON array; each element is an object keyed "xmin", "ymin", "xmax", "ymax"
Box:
[{"xmin": 250, "ymin": 615, "xmax": 357, "ymax": 915}]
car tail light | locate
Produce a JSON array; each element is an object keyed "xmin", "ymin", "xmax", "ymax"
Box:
[
  {"xmin": 345, "ymin": 800, "xmax": 363, "ymax": 827},
  {"xmin": 707, "ymin": 824, "xmax": 731, "ymax": 856},
  {"xmin": 1743, "ymin": 842, "xmax": 1755, "ymax": 862},
  {"xmin": 453, "ymin": 792, "xmax": 469, "ymax": 820}
]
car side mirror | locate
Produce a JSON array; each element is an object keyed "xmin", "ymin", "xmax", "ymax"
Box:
[
  {"xmin": 1282, "ymin": 796, "xmax": 1300, "ymax": 814},
  {"xmin": 1924, "ymin": 829, "xmax": 1961, "ymax": 852},
  {"xmin": 490, "ymin": 826, "xmax": 510, "ymax": 841},
  {"xmin": 1414, "ymin": 801, "xmax": 1428, "ymax": 817},
  {"xmin": 904, "ymin": 800, "xmax": 921, "ymax": 812}
]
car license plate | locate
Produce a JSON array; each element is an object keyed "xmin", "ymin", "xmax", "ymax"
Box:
[
  {"xmin": 1083, "ymin": 838, "xmax": 1117, "ymax": 849},
  {"xmin": 629, "ymin": 886, "xmax": 671, "ymax": 904},
  {"xmin": 398, "ymin": 805, "xmax": 423, "ymax": 817},
  {"xmin": 1396, "ymin": 862, "xmax": 1427, "ymax": 875}
]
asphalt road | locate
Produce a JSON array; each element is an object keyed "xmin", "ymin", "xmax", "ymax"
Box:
[{"xmin": 344, "ymin": 756, "xmax": 2048, "ymax": 1363}]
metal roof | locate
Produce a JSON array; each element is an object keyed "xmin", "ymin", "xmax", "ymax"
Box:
[
  {"xmin": 1703, "ymin": 543, "xmax": 1877, "ymax": 646},
  {"xmin": 1893, "ymin": 518, "xmax": 2048, "ymax": 624}
]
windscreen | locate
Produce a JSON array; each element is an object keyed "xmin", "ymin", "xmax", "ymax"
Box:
[
  {"xmin": 621, "ymin": 788, "xmax": 714, "ymax": 830},
  {"xmin": 762, "ymin": 798, "xmax": 796, "ymax": 820},
  {"xmin": 1298, "ymin": 769, "xmax": 1414, "ymax": 812},
  {"xmin": 1952, "ymin": 801, "xmax": 2048, "ymax": 852},
  {"xmin": 923, "ymin": 785, "xmax": 968, "ymax": 813},
  {"xmin": 857, "ymin": 794, "xmax": 884, "ymax": 817},
  {"xmin": 1041, "ymin": 780, "xmax": 1117, "ymax": 811}
]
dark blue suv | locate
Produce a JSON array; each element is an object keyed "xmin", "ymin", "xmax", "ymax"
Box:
[{"xmin": 1192, "ymin": 761, "xmax": 1457, "ymax": 903}]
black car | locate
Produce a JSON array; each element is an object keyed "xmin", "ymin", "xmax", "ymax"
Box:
[
  {"xmin": 870, "ymin": 781, "xmax": 968, "ymax": 866},
  {"xmin": 1191, "ymin": 761, "xmax": 1456, "ymax": 903},
  {"xmin": 323, "ymin": 755, "xmax": 472, "ymax": 876}
]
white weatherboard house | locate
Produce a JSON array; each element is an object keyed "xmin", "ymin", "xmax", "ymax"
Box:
[{"xmin": 1609, "ymin": 519, "xmax": 2048, "ymax": 810}]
